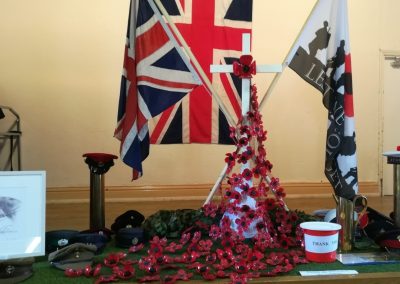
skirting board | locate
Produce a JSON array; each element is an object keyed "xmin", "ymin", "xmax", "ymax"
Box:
[{"xmin": 46, "ymin": 181, "xmax": 379, "ymax": 204}]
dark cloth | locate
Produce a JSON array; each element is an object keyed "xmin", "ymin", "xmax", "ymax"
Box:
[{"xmin": 0, "ymin": 258, "xmax": 34, "ymax": 284}]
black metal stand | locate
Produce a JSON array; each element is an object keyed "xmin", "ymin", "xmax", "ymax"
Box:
[
  {"xmin": 83, "ymin": 153, "xmax": 117, "ymax": 230},
  {"xmin": 386, "ymin": 155, "xmax": 400, "ymax": 227},
  {"xmin": 0, "ymin": 106, "xmax": 22, "ymax": 171}
]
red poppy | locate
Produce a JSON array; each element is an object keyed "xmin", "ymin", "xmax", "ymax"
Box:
[
  {"xmin": 216, "ymin": 270, "xmax": 226, "ymax": 278},
  {"xmin": 233, "ymin": 55, "xmax": 256, "ymax": 79},
  {"xmin": 164, "ymin": 242, "xmax": 183, "ymax": 253},
  {"xmin": 138, "ymin": 256, "xmax": 156, "ymax": 272},
  {"xmin": 229, "ymin": 272, "xmax": 248, "ymax": 284},
  {"xmin": 228, "ymin": 174, "xmax": 243, "ymax": 186},
  {"xmin": 235, "ymin": 216, "xmax": 251, "ymax": 232},
  {"xmin": 152, "ymin": 235, "xmax": 168, "ymax": 246},
  {"xmin": 221, "ymin": 237, "xmax": 235, "ymax": 249},
  {"xmin": 266, "ymin": 252, "xmax": 285, "ymax": 266},
  {"xmin": 104, "ymin": 252, "xmax": 125, "ymax": 268},
  {"xmin": 269, "ymin": 177, "xmax": 280, "ymax": 189},
  {"xmin": 239, "ymin": 125, "xmax": 250, "ymax": 135},
  {"xmin": 155, "ymin": 255, "xmax": 173, "ymax": 265},
  {"xmin": 243, "ymin": 146, "xmax": 254, "ymax": 158},
  {"xmin": 234, "ymin": 243, "xmax": 250, "ymax": 256},
  {"xmin": 250, "ymin": 261, "xmax": 267, "ymax": 271},
  {"xmin": 180, "ymin": 251, "xmax": 201, "ymax": 263},
  {"xmin": 83, "ymin": 264, "xmax": 102, "ymax": 277},
  {"xmin": 191, "ymin": 231, "xmax": 202, "ymax": 243},
  {"xmin": 205, "ymin": 253, "xmax": 217, "ymax": 264},
  {"xmin": 216, "ymin": 248, "xmax": 234, "ymax": 262},
  {"xmin": 252, "ymin": 166, "xmax": 265, "ymax": 179},
  {"xmin": 238, "ymin": 137, "xmax": 249, "ymax": 147},
  {"xmin": 247, "ymin": 249, "xmax": 264, "ymax": 262},
  {"xmin": 148, "ymin": 242, "xmax": 163, "ymax": 257},
  {"xmin": 240, "ymin": 204, "xmax": 250, "ymax": 213},
  {"xmin": 237, "ymin": 154, "xmax": 249, "ymax": 164},
  {"xmin": 242, "ymin": 168, "xmax": 253, "ymax": 180},
  {"xmin": 264, "ymin": 198, "xmax": 276, "ymax": 210},
  {"xmin": 240, "ymin": 183, "xmax": 250, "ymax": 193},
  {"xmin": 234, "ymin": 260, "xmax": 249, "ymax": 274},
  {"xmin": 64, "ymin": 268, "xmax": 83, "ymax": 277},
  {"xmin": 179, "ymin": 233, "xmax": 191, "ymax": 245},
  {"xmin": 248, "ymin": 187, "xmax": 259, "ymax": 198},
  {"xmin": 128, "ymin": 243, "xmax": 145, "ymax": 253},
  {"xmin": 113, "ymin": 264, "xmax": 135, "ymax": 280},
  {"xmin": 275, "ymin": 186, "xmax": 286, "ymax": 198},
  {"xmin": 202, "ymin": 272, "xmax": 217, "ymax": 281},
  {"xmin": 279, "ymin": 235, "xmax": 290, "ymax": 250},
  {"xmin": 198, "ymin": 239, "xmax": 213, "ymax": 252},
  {"xmin": 225, "ymin": 152, "xmax": 237, "ymax": 166},
  {"xmin": 231, "ymin": 191, "xmax": 242, "ymax": 203},
  {"xmin": 208, "ymin": 224, "xmax": 221, "ymax": 240}
]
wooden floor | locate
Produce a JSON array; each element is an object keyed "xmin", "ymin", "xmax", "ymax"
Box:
[{"xmin": 46, "ymin": 195, "xmax": 394, "ymax": 231}]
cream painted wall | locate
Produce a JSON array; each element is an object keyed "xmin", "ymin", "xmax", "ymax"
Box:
[{"xmin": 0, "ymin": 0, "xmax": 394, "ymax": 188}]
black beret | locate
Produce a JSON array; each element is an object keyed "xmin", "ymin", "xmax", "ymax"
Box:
[
  {"xmin": 115, "ymin": 227, "xmax": 144, "ymax": 248},
  {"xmin": 69, "ymin": 233, "xmax": 109, "ymax": 253},
  {"xmin": 45, "ymin": 230, "xmax": 80, "ymax": 254},
  {"xmin": 111, "ymin": 210, "xmax": 145, "ymax": 233}
]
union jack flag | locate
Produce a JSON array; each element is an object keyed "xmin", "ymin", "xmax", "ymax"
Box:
[
  {"xmin": 149, "ymin": 0, "xmax": 253, "ymax": 144},
  {"xmin": 114, "ymin": 0, "xmax": 200, "ymax": 179}
]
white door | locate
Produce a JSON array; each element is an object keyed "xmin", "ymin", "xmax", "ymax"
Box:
[{"xmin": 382, "ymin": 55, "xmax": 400, "ymax": 195}]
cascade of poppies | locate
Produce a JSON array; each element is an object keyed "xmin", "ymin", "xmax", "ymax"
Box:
[{"xmin": 216, "ymin": 84, "xmax": 300, "ymax": 246}]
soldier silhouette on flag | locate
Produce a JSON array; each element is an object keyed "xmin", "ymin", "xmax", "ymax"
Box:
[{"xmin": 308, "ymin": 21, "xmax": 331, "ymax": 57}]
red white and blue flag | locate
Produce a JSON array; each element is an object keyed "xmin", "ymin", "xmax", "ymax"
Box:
[
  {"xmin": 287, "ymin": 0, "xmax": 358, "ymax": 199},
  {"xmin": 114, "ymin": 0, "xmax": 200, "ymax": 179},
  {"xmin": 149, "ymin": 0, "xmax": 253, "ymax": 144}
]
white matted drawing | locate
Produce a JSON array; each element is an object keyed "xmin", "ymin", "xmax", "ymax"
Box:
[{"xmin": 0, "ymin": 171, "xmax": 46, "ymax": 260}]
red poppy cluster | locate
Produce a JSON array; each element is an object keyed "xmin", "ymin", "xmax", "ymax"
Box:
[
  {"xmin": 219, "ymin": 84, "xmax": 301, "ymax": 242},
  {"xmin": 65, "ymin": 230, "xmax": 307, "ymax": 283},
  {"xmin": 63, "ymin": 85, "xmax": 308, "ymax": 283}
]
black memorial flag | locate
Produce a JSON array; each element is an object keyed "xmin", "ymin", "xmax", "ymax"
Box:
[{"xmin": 286, "ymin": 0, "xmax": 358, "ymax": 200}]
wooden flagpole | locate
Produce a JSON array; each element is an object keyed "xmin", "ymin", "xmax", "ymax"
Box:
[
  {"xmin": 151, "ymin": 0, "xmax": 237, "ymax": 127},
  {"xmin": 258, "ymin": 0, "xmax": 320, "ymax": 110}
]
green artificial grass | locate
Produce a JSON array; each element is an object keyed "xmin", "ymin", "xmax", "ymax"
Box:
[{"xmin": 22, "ymin": 239, "xmax": 400, "ymax": 284}]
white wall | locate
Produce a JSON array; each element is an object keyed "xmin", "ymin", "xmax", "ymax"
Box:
[{"xmin": 0, "ymin": 0, "xmax": 395, "ymax": 188}]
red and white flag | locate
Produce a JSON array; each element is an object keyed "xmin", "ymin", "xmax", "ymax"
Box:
[
  {"xmin": 149, "ymin": 0, "xmax": 253, "ymax": 144},
  {"xmin": 115, "ymin": 0, "xmax": 200, "ymax": 179}
]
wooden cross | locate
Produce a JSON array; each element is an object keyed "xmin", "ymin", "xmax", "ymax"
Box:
[{"xmin": 210, "ymin": 33, "xmax": 282, "ymax": 117}]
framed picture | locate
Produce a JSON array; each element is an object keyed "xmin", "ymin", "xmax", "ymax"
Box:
[{"xmin": 0, "ymin": 171, "xmax": 46, "ymax": 260}]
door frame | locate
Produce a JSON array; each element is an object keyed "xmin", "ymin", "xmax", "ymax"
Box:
[{"xmin": 378, "ymin": 49, "xmax": 400, "ymax": 195}]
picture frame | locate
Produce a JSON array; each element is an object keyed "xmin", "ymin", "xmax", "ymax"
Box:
[{"xmin": 0, "ymin": 171, "xmax": 46, "ymax": 260}]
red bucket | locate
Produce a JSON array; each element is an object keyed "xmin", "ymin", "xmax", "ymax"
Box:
[{"xmin": 300, "ymin": 222, "xmax": 341, "ymax": 263}]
